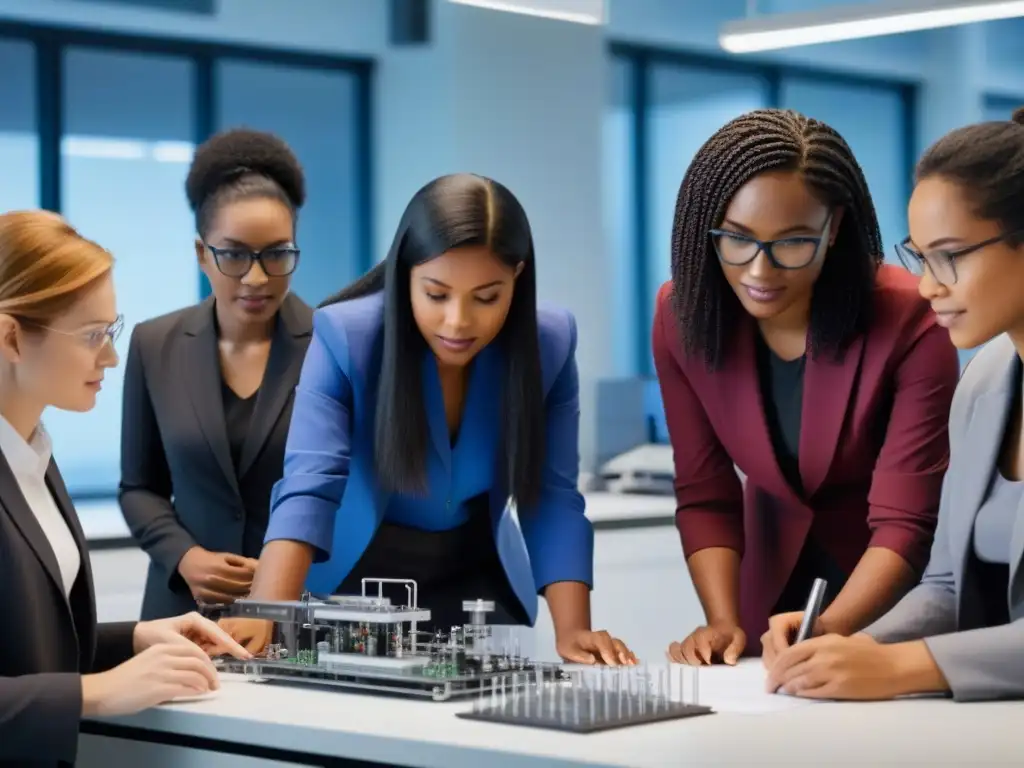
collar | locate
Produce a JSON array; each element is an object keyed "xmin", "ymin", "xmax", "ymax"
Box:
[{"xmin": 0, "ymin": 415, "xmax": 52, "ymax": 479}]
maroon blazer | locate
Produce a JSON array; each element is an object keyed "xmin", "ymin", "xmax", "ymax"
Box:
[{"xmin": 651, "ymin": 265, "xmax": 960, "ymax": 654}]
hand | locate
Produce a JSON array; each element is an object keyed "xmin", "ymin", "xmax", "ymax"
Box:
[
  {"xmin": 218, "ymin": 617, "xmax": 274, "ymax": 656},
  {"xmin": 766, "ymin": 633, "xmax": 902, "ymax": 700},
  {"xmin": 134, "ymin": 611, "xmax": 253, "ymax": 660},
  {"xmin": 760, "ymin": 611, "xmax": 826, "ymax": 669},
  {"xmin": 178, "ymin": 547, "xmax": 258, "ymax": 604},
  {"xmin": 556, "ymin": 628, "xmax": 637, "ymax": 665},
  {"xmin": 81, "ymin": 642, "xmax": 220, "ymax": 717},
  {"xmin": 668, "ymin": 623, "xmax": 746, "ymax": 665}
]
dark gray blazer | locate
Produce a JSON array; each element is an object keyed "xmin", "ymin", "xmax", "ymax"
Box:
[
  {"xmin": 0, "ymin": 453, "xmax": 136, "ymax": 766},
  {"xmin": 865, "ymin": 334, "xmax": 1024, "ymax": 701},
  {"xmin": 119, "ymin": 293, "xmax": 313, "ymax": 620}
]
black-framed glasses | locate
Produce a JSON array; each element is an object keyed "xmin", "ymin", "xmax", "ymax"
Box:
[
  {"xmin": 205, "ymin": 243, "xmax": 300, "ymax": 279},
  {"xmin": 709, "ymin": 215, "xmax": 831, "ymax": 271},
  {"xmin": 25, "ymin": 314, "xmax": 124, "ymax": 350},
  {"xmin": 895, "ymin": 229, "xmax": 1024, "ymax": 285}
]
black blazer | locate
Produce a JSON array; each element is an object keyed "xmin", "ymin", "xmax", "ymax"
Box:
[
  {"xmin": 119, "ymin": 293, "xmax": 313, "ymax": 620},
  {"xmin": 0, "ymin": 452, "xmax": 136, "ymax": 767}
]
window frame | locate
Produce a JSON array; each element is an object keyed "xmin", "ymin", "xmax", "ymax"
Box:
[
  {"xmin": 0, "ymin": 19, "xmax": 374, "ymax": 499},
  {"xmin": 0, "ymin": 19, "xmax": 374, "ymax": 316}
]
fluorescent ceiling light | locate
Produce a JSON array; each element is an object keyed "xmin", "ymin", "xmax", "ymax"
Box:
[
  {"xmin": 447, "ymin": 0, "xmax": 605, "ymax": 25},
  {"xmin": 720, "ymin": 0, "xmax": 1024, "ymax": 53},
  {"xmin": 62, "ymin": 135, "xmax": 194, "ymax": 163}
]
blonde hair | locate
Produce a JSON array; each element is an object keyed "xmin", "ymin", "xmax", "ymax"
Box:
[{"xmin": 0, "ymin": 211, "xmax": 113, "ymax": 324}]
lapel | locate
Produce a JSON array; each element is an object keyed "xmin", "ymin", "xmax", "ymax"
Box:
[
  {"xmin": 182, "ymin": 297, "xmax": 240, "ymax": 498},
  {"xmin": 798, "ymin": 333, "xmax": 865, "ymax": 498},
  {"xmin": 0, "ymin": 451, "xmax": 68, "ymax": 609},
  {"xmin": 45, "ymin": 460, "xmax": 93, "ymax": 663},
  {"xmin": 950, "ymin": 358, "xmax": 1018, "ymax": 605},
  {"xmin": 237, "ymin": 295, "xmax": 313, "ymax": 477},
  {"xmin": 726, "ymin": 320, "xmax": 801, "ymax": 504}
]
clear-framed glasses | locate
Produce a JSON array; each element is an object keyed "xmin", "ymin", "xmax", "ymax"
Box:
[
  {"xmin": 25, "ymin": 314, "xmax": 124, "ymax": 350},
  {"xmin": 709, "ymin": 215, "xmax": 832, "ymax": 271},
  {"xmin": 895, "ymin": 230, "xmax": 1024, "ymax": 285},
  {"xmin": 205, "ymin": 243, "xmax": 300, "ymax": 279}
]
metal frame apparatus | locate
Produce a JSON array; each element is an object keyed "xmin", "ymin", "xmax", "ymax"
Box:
[{"xmin": 216, "ymin": 579, "xmax": 568, "ymax": 701}]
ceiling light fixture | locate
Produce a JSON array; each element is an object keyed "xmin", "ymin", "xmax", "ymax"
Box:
[
  {"xmin": 447, "ymin": 0, "xmax": 605, "ymax": 25},
  {"xmin": 719, "ymin": 0, "xmax": 1024, "ymax": 53}
]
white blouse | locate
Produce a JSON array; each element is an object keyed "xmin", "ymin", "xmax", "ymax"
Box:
[{"xmin": 0, "ymin": 416, "xmax": 81, "ymax": 597}]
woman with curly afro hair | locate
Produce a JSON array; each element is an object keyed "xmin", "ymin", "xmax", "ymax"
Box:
[{"xmin": 118, "ymin": 128, "xmax": 314, "ymax": 621}]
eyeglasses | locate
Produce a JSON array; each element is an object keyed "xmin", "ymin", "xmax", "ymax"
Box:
[
  {"xmin": 25, "ymin": 314, "xmax": 124, "ymax": 350},
  {"xmin": 709, "ymin": 215, "xmax": 832, "ymax": 271},
  {"xmin": 895, "ymin": 229, "xmax": 1024, "ymax": 285},
  {"xmin": 205, "ymin": 243, "xmax": 300, "ymax": 279}
]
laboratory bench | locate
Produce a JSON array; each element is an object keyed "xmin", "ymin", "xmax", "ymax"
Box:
[{"xmin": 78, "ymin": 661, "xmax": 1024, "ymax": 767}]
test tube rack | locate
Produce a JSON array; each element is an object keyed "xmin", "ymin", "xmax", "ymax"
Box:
[{"xmin": 456, "ymin": 664, "xmax": 713, "ymax": 733}]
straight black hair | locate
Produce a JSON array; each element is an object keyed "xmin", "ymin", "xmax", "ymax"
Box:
[
  {"xmin": 671, "ymin": 108, "xmax": 882, "ymax": 370},
  {"xmin": 914, "ymin": 107, "xmax": 1024, "ymax": 243},
  {"xmin": 320, "ymin": 173, "xmax": 545, "ymax": 507}
]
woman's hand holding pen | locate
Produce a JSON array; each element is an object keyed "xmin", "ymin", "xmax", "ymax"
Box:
[
  {"xmin": 178, "ymin": 547, "xmax": 258, "ymax": 604},
  {"xmin": 760, "ymin": 610, "xmax": 828, "ymax": 668},
  {"xmin": 667, "ymin": 622, "xmax": 746, "ymax": 665}
]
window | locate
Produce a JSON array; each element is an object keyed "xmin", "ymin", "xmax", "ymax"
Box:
[
  {"xmin": 0, "ymin": 22, "xmax": 371, "ymax": 501},
  {"xmin": 781, "ymin": 77, "xmax": 912, "ymax": 263},
  {"xmin": 0, "ymin": 39, "xmax": 38, "ymax": 212},
  {"xmin": 644, "ymin": 63, "xmax": 770, "ymax": 372},
  {"xmin": 47, "ymin": 47, "xmax": 197, "ymax": 494},
  {"xmin": 217, "ymin": 60, "xmax": 366, "ymax": 307}
]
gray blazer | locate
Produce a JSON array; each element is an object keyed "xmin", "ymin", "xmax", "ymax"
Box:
[
  {"xmin": 119, "ymin": 293, "xmax": 313, "ymax": 620},
  {"xmin": 864, "ymin": 334, "xmax": 1024, "ymax": 702}
]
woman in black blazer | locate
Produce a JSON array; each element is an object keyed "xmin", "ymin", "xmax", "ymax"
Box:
[
  {"xmin": 119, "ymin": 129, "xmax": 314, "ymax": 620},
  {"xmin": 0, "ymin": 211, "xmax": 248, "ymax": 767}
]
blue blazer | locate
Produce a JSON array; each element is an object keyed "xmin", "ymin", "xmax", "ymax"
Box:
[{"xmin": 263, "ymin": 291, "xmax": 594, "ymax": 624}]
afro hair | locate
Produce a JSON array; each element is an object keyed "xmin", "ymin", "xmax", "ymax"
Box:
[{"xmin": 185, "ymin": 127, "xmax": 306, "ymax": 214}]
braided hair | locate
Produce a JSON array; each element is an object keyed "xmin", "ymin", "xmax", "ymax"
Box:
[
  {"xmin": 185, "ymin": 128, "xmax": 306, "ymax": 238},
  {"xmin": 913, "ymin": 106, "xmax": 1024, "ymax": 243},
  {"xmin": 670, "ymin": 108, "xmax": 882, "ymax": 370}
]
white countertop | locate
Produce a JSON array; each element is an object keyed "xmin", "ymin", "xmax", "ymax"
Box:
[{"xmin": 89, "ymin": 661, "xmax": 1024, "ymax": 766}]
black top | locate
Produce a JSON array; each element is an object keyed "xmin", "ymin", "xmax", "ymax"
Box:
[
  {"xmin": 755, "ymin": 334, "xmax": 806, "ymax": 495},
  {"xmin": 221, "ymin": 381, "xmax": 263, "ymax": 557},
  {"xmin": 222, "ymin": 382, "xmax": 259, "ymax": 470},
  {"xmin": 755, "ymin": 335, "xmax": 850, "ymax": 613}
]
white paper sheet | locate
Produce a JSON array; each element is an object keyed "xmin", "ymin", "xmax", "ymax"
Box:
[{"xmin": 674, "ymin": 660, "xmax": 817, "ymax": 715}]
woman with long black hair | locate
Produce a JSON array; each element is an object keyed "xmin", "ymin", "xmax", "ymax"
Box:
[{"xmin": 224, "ymin": 173, "xmax": 634, "ymax": 665}]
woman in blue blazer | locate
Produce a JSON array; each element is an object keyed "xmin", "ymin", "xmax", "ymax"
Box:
[{"xmin": 225, "ymin": 173, "xmax": 634, "ymax": 665}]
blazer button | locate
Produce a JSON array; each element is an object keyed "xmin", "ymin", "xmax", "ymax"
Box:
[{"xmin": 234, "ymin": 511, "xmax": 242, "ymax": 520}]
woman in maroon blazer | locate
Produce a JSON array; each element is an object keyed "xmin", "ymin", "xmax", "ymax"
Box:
[{"xmin": 653, "ymin": 108, "xmax": 961, "ymax": 663}]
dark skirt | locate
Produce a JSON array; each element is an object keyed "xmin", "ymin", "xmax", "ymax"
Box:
[{"xmin": 335, "ymin": 494, "xmax": 529, "ymax": 632}]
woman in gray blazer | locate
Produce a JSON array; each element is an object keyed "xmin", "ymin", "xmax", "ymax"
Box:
[
  {"xmin": 766, "ymin": 108, "xmax": 1024, "ymax": 703},
  {"xmin": 0, "ymin": 211, "xmax": 248, "ymax": 767}
]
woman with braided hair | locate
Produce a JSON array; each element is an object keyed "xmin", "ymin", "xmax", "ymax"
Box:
[{"xmin": 653, "ymin": 108, "xmax": 960, "ymax": 665}]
